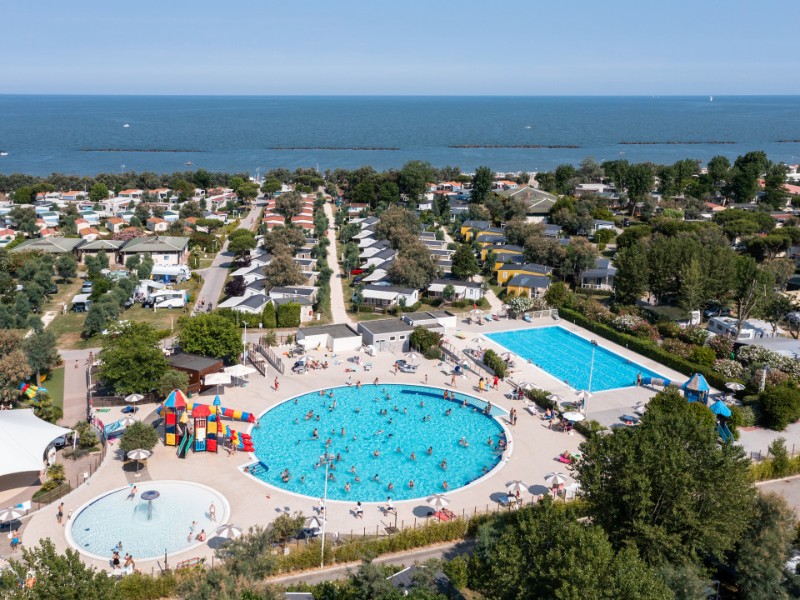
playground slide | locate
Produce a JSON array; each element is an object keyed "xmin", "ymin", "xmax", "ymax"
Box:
[
  {"xmin": 717, "ymin": 423, "xmax": 733, "ymax": 442},
  {"xmin": 104, "ymin": 419, "xmax": 128, "ymax": 438},
  {"xmin": 157, "ymin": 402, "xmax": 256, "ymax": 423},
  {"xmin": 177, "ymin": 434, "xmax": 194, "ymax": 458},
  {"xmin": 223, "ymin": 424, "xmax": 254, "ymax": 452}
]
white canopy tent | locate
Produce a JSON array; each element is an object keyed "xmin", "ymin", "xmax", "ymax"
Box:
[{"xmin": 0, "ymin": 410, "xmax": 73, "ymax": 477}]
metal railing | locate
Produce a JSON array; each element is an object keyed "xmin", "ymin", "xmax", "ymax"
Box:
[{"xmin": 256, "ymin": 340, "xmax": 285, "ymax": 375}]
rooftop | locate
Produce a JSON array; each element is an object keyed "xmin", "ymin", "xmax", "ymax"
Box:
[
  {"xmin": 167, "ymin": 352, "xmax": 223, "ymax": 374},
  {"xmin": 358, "ymin": 319, "xmax": 415, "ymax": 335},
  {"xmin": 299, "ymin": 324, "xmax": 360, "ymax": 339}
]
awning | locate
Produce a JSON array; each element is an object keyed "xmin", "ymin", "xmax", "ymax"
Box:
[{"xmin": 0, "ymin": 410, "xmax": 72, "ymax": 477}]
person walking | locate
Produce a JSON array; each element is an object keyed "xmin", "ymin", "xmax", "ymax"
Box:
[
  {"xmin": 355, "ymin": 501, "xmax": 364, "ymax": 519},
  {"xmin": 274, "ymin": 377, "xmax": 279, "ymax": 391}
]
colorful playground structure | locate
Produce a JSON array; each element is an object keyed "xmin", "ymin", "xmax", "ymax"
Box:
[
  {"xmin": 159, "ymin": 390, "xmax": 254, "ymax": 458},
  {"xmin": 18, "ymin": 382, "xmax": 47, "ymax": 399}
]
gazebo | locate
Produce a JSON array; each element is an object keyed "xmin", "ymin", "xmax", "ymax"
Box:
[{"xmin": 682, "ymin": 373, "xmax": 710, "ymax": 405}]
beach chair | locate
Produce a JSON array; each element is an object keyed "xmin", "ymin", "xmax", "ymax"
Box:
[
  {"xmin": 363, "ymin": 363, "xmax": 373, "ymax": 371},
  {"xmin": 523, "ymin": 314, "xmax": 532, "ymax": 323}
]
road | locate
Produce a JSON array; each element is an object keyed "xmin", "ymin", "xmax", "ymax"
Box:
[
  {"xmin": 266, "ymin": 539, "xmax": 474, "ymax": 586},
  {"xmin": 193, "ymin": 200, "xmax": 263, "ymax": 314},
  {"xmin": 323, "ymin": 202, "xmax": 353, "ymax": 324}
]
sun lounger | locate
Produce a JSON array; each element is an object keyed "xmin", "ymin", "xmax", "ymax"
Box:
[
  {"xmin": 525, "ymin": 403, "xmax": 538, "ymax": 415},
  {"xmin": 484, "ymin": 314, "xmax": 493, "ymax": 322},
  {"xmin": 433, "ymin": 509, "xmax": 455, "ymax": 521},
  {"xmin": 523, "ymin": 314, "xmax": 532, "ymax": 323}
]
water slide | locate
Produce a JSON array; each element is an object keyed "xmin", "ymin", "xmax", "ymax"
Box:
[
  {"xmin": 641, "ymin": 377, "xmax": 672, "ymax": 387},
  {"xmin": 717, "ymin": 423, "xmax": 733, "ymax": 442},
  {"xmin": 157, "ymin": 402, "xmax": 256, "ymax": 423},
  {"xmin": 177, "ymin": 433, "xmax": 194, "ymax": 458}
]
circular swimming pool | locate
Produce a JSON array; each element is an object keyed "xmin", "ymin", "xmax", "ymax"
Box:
[
  {"xmin": 67, "ymin": 481, "xmax": 229, "ymax": 561},
  {"xmin": 249, "ymin": 384, "xmax": 507, "ymax": 502}
]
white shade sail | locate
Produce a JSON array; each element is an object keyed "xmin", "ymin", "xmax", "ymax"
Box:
[
  {"xmin": 0, "ymin": 410, "xmax": 72, "ymax": 477},
  {"xmin": 224, "ymin": 365, "xmax": 257, "ymax": 378},
  {"xmin": 204, "ymin": 373, "xmax": 232, "ymax": 386}
]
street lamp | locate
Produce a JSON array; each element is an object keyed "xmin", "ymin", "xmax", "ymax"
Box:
[
  {"xmin": 242, "ymin": 321, "xmax": 248, "ymax": 364},
  {"xmin": 320, "ymin": 453, "xmax": 334, "ymax": 567},
  {"xmin": 585, "ymin": 340, "xmax": 598, "ymax": 417}
]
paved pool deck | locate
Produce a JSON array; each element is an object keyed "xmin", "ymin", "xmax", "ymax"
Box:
[{"xmin": 22, "ymin": 315, "xmax": 689, "ymax": 572}]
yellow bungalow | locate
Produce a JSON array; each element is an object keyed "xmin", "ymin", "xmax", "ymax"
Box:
[
  {"xmin": 474, "ymin": 232, "xmax": 507, "ymax": 247},
  {"xmin": 506, "ymin": 274, "xmax": 551, "ymax": 297},
  {"xmin": 497, "ymin": 263, "xmax": 553, "ymax": 285},
  {"xmin": 460, "ymin": 220, "xmax": 491, "ymax": 239},
  {"xmin": 480, "ymin": 244, "xmax": 524, "ymax": 261}
]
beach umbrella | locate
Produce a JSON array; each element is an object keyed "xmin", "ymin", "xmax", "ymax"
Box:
[
  {"xmin": 0, "ymin": 508, "xmax": 23, "ymax": 523},
  {"xmin": 125, "ymin": 393, "xmax": 144, "ymax": 404},
  {"xmin": 304, "ymin": 515, "xmax": 324, "ymax": 530},
  {"xmin": 634, "ymin": 403, "xmax": 647, "ymax": 415},
  {"xmin": 204, "ymin": 372, "xmax": 232, "ymax": 386},
  {"xmin": 127, "ymin": 448, "xmax": 151, "ymax": 472},
  {"xmin": 225, "ymin": 364, "xmax": 257, "ymax": 378},
  {"xmin": 120, "ymin": 416, "xmax": 137, "ymax": 427},
  {"xmin": 470, "ymin": 309, "xmax": 483, "ymax": 316},
  {"xmin": 576, "ymin": 390, "xmax": 592, "ymax": 401},
  {"xmin": 405, "ymin": 353, "xmax": 419, "ymax": 365},
  {"xmin": 709, "ymin": 400, "xmax": 732, "ymax": 418},
  {"xmin": 725, "ymin": 382, "xmax": 745, "ymax": 392},
  {"xmin": 505, "ymin": 480, "xmax": 528, "ymax": 495},
  {"xmin": 544, "ymin": 472, "xmax": 567, "ymax": 486},
  {"xmin": 426, "ymin": 494, "xmax": 450, "ymax": 510},
  {"xmin": 549, "ymin": 394, "xmax": 565, "ymax": 405},
  {"xmin": 164, "ymin": 389, "xmax": 188, "ymax": 409},
  {"xmin": 562, "ymin": 411, "xmax": 585, "ymax": 422},
  {"xmin": 215, "ymin": 524, "xmax": 243, "ymax": 540}
]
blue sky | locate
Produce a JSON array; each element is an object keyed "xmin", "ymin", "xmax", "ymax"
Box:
[{"xmin": 4, "ymin": 0, "xmax": 798, "ymax": 95}]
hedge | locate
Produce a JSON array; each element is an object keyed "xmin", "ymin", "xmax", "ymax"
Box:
[
  {"xmin": 483, "ymin": 349, "xmax": 507, "ymax": 378},
  {"xmin": 559, "ymin": 307, "xmax": 732, "ymax": 390},
  {"xmin": 277, "ymin": 303, "xmax": 301, "ymax": 328},
  {"xmin": 261, "ymin": 303, "xmax": 277, "ymax": 328}
]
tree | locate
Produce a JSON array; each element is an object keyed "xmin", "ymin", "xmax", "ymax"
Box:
[
  {"xmin": 261, "ymin": 302, "xmax": 276, "ymax": 328},
  {"xmin": 276, "ymin": 302, "xmax": 301, "ymax": 328},
  {"xmin": 156, "ymin": 369, "xmax": 189, "ymax": 398},
  {"xmin": 225, "ymin": 275, "xmax": 247, "ymax": 297},
  {"xmin": 707, "ymin": 155, "xmax": 731, "ymax": 191},
  {"xmin": 342, "ymin": 242, "xmax": 361, "ymax": 277},
  {"xmin": 55, "ymin": 255, "xmax": 77, "ymax": 283},
  {"xmin": 178, "ymin": 313, "xmax": 243, "ymax": 363},
  {"xmin": 471, "ymin": 166, "xmax": 493, "ymax": 204},
  {"xmin": 656, "ymin": 562, "xmax": 712, "ymax": 600},
  {"xmin": 119, "ymin": 421, "xmax": 159, "ymax": 455},
  {"xmin": 373, "ymin": 206, "xmax": 421, "ymax": 249},
  {"xmin": 733, "ymin": 255, "xmax": 774, "ymax": 339},
  {"xmin": 261, "ymin": 178, "xmax": 282, "ymax": 197},
  {"xmin": 0, "ymin": 539, "xmax": 117, "ymax": 599},
  {"xmin": 469, "ymin": 499, "xmax": 671, "ymax": 600},
  {"xmin": 96, "ymin": 250, "xmax": 109, "ymax": 270},
  {"xmin": 388, "ymin": 241, "xmax": 440, "ymax": 289},
  {"xmin": 137, "ymin": 255, "xmax": 154, "ymax": 280},
  {"xmin": 263, "ymin": 253, "xmax": 306, "ymax": 288},
  {"xmin": 179, "ymin": 200, "xmax": 203, "ymax": 219},
  {"xmin": 275, "ymin": 191, "xmax": 304, "ymax": 221},
  {"xmin": 228, "ymin": 229, "xmax": 257, "ymax": 259},
  {"xmin": 543, "ymin": 281, "xmax": 570, "ymax": 307},
  {"xmin": 237, "ymin": 181, "xmax": 260, "ymax": 205},
  {"xmin": 261, "ymin": 226, "xmax": 306, "ymax": 254},
  {"xmin": 678, "ymin": 257, "xmax": 704, "ymax": 313},
  {"xmin": 96, "ymin": 323, "xmax": 167, "ymax": 395},
  {"xmin": 758, "ymin": 385, "xmax": 800, "ymax": 431},
  {"xmin": 349, "ymin": 561, "xmax": 402, "ymax": 600},
  {"xmin": 88, "ymin": 182, "xmax": 109, "ymax": 204},
  {"xmin": 451, "ymin": 244, "xmax": 479, "ymax": 281},
  {"xmin": 625, "ymin": 163, "xmax": 654, "ymax": 214},
  {"xmin": 734, "ymin": 492, "xmax": 796, "ymax": 600},
  {"xmin": 22, "ymin": 331, "xmax": 60, "ymax": 382},
  {"xmin": 23, "ymin": 392, "xmax": 62, "ymax": 424},
  {"xmin": 762, "ymin": 162, "xmax": 789, "ymax": 210},
  {"xmin": 575, "ymin": 387, "xmax": 756, "ymax": 564},
  {"xmin": 0, "ymin": 349, "xmax": 31, "ymax": 403},
  {"xmin": 728, "ymin": 151, "xmax": 769, "ymax": 203},
  {"xmin": 614, "ymin": 245, "xmax": 649, "ymax": 305},
  {"xmin": 564, "ymin": 237, "xmax": 598, "ymax": 282},
  {"xmin": 398, "ymin": 160, "xmax": 434, "ymax": 203},
  {"xmin": 442, "ymin": 284, "xmax": 455, "ymax": 302}
]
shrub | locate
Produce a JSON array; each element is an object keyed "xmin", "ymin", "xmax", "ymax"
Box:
[
  {"xmin": 731, "ymin": 404, "xmax": 757, "ymax": 427},
  {"xmin": 709, "ymin": 335, "xmax": 735, "ymax": 359},
  {"xmin": 482, "ymin": 349, "xmax": 507, "ymax": 378},
  {"xmin": 656, "ymin": 321, "xmax": 682, "ymax": 339},
  {"xmin": 713, "ymin": 359, "xmax": 744, "ymax": 380},
  {"xmin": 261, "ymin": 303, "xmax": 276, "ymax": 328},
  {"xmin": 689, "ymin": 346, "xmax": 716, "ymax": 367},
  {"xmin": 680, "ymin": 326, "xmax": 709, "ymax": 346},
  {"xmin": 758, "ymin": 385, "xmax": 800, "ymax": 431},
  {"xmin": 276, "ymin": 303, "xmax": 301, "ymax": 328},
  {"xmin": 410, "ymin": 326, "xmax": 442, "ymax": 355},
  {"xmin": 119, "ymin": 421, "xmax": 159, "ymax": 454},
  {"xmin": 573, "ymin": 419, "xmax": 605, "ymax": 437},
  {"xmin": 769, "ymin": 438, "xmax": 791, "ymax": 477},
  {"xmin": 662, "ymin": 338, "xmax": 692, "ymax": 359},
  {"xmin": 423, "ymin": 346, "xmax": 442, "ymax": 360},
  {"xmin": 74, "ymin": 421, "xmax": 98, "ymax": 450},
  {"xmin": 443, "ymin": 556, "xmax": 468, "ymax": 589},
  {"xmin": 116, "ymin": 573, "xmax": 177, "ymax": 600}
]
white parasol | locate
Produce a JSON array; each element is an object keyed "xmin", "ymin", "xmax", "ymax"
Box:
[
  {"xmin": 544, "ymin": 472, "xmax": 568, "ymax": 486},
  {"xmin": 215, "ymin": 524, "xmax": 243, "ymax": 539},
  {"xmin": 205, "ymin": 372, "xmax": 232, "ymax": 386},
  {"xmin": 725, "ymin": 382, "xmax": 745, "ymax": 392},
  {"xmin": 576, "ymin": 390, "xmax": 592, "ymax": 401},
  {"xmin": 124, "ymin": 394, "xmax": 144, "ymax": 404},
  {"xmin": 225, "ymin": 364, "xmax": 257, "ymax": 378},
  {"xmin": 0, "ymin": 508, "xmax": 23, "ymax": 523},
  {"xmin": 304, "ymin": 515, "xmax": 324, "ymax": 530},
  {"xmin": 405, "ymin": 353, "xmax": 419, "ymax": 365},
  {"xmin": 126, "ymin": 448, "xmax": 151, "ymax": 473},
  {"xmin": 120, "ymin": 416, "xmax": 137, "ymax": 428},
  {"xmin": 505, "ymin": 480, "xmax": 528, "ymax": 495},
  {"xmin": 426, "ymin": 494, "xmax": 450, "ymax": 510},
  {"xmin": 562, "ymin": 411, "xmax": 585, "ymax": 422}
]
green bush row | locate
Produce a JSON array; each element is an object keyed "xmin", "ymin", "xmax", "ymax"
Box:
[
  {"xmin": 483, "ymin": 349, "xmax": 507, "ymax": 378},
  {"xmin": 559, "ymin": 307, "xmax": 732, "ymax": 390}
]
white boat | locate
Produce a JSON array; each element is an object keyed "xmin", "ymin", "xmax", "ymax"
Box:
[
  {"xmin": 0, "ymin": 152, "xmax": 7, "ymax": 157},
  {"xmin": 709, "ymin": 96, "xmax": 713, "ymax": 102},
  {"xmin": 123, "ymin": 123, "xmax": 130, "ymax": 128},
  {"xmin": 185, "ymin": 161, "xmax": 193, "ymax": 166}
]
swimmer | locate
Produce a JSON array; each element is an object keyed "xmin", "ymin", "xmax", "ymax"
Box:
[
  {"xmin": 328, "ymin": 472, "xmax": 335, "ymax": 481},
  {"xmin": 441, "ymin": 459, "xmax": 447, "ymax": 470},
  {"xmin": 325, "ymin": 438, "xmax": 332, "ymax": 446},
  {"xmin": 420, "ymin": 401, "xmax": 425, "ymax": 408},
  {"xmin": 315, "ymin": 415, "xmax": 321, "ymax": 421},
  {"xmin": 357, "ymin": 381, "xmax": 362, "ymax": 388},
  {"xmin": 355, "ymin": 475, "xmax": 361, "ymax": 482},
  {"xmin": 403, "ymin": 407, "xmax": 407, "ymax": 414},
  {"xmin": 426, "ymin": 447, "xmax": 433, "ymax": 455},
  {"xmin": 445, "ymin": 409, "xmax": 452, "ymax": 416},
  {"xmin": 350, "ymin": 465, "xmax": 357, "ymax": 474},
  {"xmin": 442, "ymin": 481, "xmax": 449, "ymax": 490},
  {"xmin": 328, "ymin": 391, "xmax": 334, "ymax": 398},
  {"xmin": 394, "ymin": 405, "xmax": 399, "ymax": 412},
  {"xmin": 305, "ymin": 410, "xmax": 314, "ymax": 420},
  {"xmin": 373, "ymin": 449, "xmax": 380, "ymax": 457},
  {"xmin": 341, "ymin": 427, "xmax": 346, "ymax": 436},
  {"xmin": 410, "ymin": 452, "xmax": 416, "ymax": 461},
  {"xmin": 482, "ymin": 466, "xmax": 487, "ymax": 474},
  {"xmin": 294, "ymin": 418, "xmax": 299, "ymax": 425},
  {"xmin": 388, "ymin": 418, "xmax": 393, "ymax": 425},
  {"xmin": 345, "ymin": 482, "xmax": 351, "ymax": 492},
  {"xmin": 487, "ymin": 437, "xmax": 494, "ymax": 446},
  {"xmin": 336, "ymin": 453, "xmax": 341, "ymax": 461},
  {"xmin": 312, "ymin": 428, "xmax": 319, "ymax": 439},
  {"xmin": 373, "ymin": 473, "xmax": 380, "ymax": 482},
  {"xmin": 408, "ymin": 480, "xmax": 415, "ymax": 489},
  {"xmin": 388, "ymin": 482, "xmax": 394, "ymax": 491},
  {"xmin": 353, "ymin": 435, "xmax": 357, "ymax": 441},
  {"xmin": 300, "ymin": 475, "xmax": 306, "ymax": 483},
  {"xmin": 355, "ymin": 407, "xmax": 361, "ymax": 413},
  {"xmin": 396, "ymin": 447, "xmax": 402, "ymax": 453},
  {"xmin": 375, "ymin": 429, "xmax": 384, "ymax": 436},
  {"xmin": 319, "ymin": 390, "xmax": 325, "ymax": 396}
]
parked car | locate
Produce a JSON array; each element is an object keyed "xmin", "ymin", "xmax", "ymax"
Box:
[
  {"xmin": 47, "ymin": 283, "xmax": 58, "ymax": 295},
  {"xmin": 80, "ymin": 282, "xmax": 94, "ymax": 294},
  {"xmin": 703, "ymin": 305, "xmax": 732, "ymax": 319},
  {"xmin": 291, "ymin": 360, "xmax": 307, "ymax": 375}
]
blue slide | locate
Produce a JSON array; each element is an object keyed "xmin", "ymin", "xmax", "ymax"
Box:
[{"xmin": 717, "ymin": 423, "xmax": 733, "ymax": 442}]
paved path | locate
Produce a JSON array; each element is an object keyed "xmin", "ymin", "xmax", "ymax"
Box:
[
  {"xmin": 58, "ymin": 348, "xmax": 97, "ymax": 427},
  {"xmin": 324, "ymin": 202, "xmax": 352, "ymax": 324},
  {"xmin": 193, "ymin": 200, "xmax": 263, "ymax": 313},
  {"xmin": 267, "ymin": 539, "xmax": 474, "ymax": 586}
]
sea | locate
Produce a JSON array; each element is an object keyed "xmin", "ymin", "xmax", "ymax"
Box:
[{"xmin": 1, "ymin": 95, "xmax": 799, "ymax": 177}]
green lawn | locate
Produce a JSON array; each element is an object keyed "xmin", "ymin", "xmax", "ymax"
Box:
[{"xmin": 44, "ymin": 367, "xmax": 65, "ymax": 411}]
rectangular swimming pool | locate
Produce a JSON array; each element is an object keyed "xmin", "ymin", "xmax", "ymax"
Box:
[{"xmin": 485, "ymin": 326, "xmax": 664, "ymax": 392}]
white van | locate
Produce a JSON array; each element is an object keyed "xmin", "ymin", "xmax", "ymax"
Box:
[{"xmin": 147, "ymin": 290, "xmax": 186, "ymax": 309}]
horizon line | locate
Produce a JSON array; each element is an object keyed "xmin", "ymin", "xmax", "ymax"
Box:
[{"xmin": 1, "ymin": 93, "xmax": 800, "ymax": 98}]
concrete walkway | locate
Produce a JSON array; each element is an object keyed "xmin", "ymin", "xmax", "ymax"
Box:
[{"xmin": 324, "ymin": 202, "xmax": 352, "ymax": 325}]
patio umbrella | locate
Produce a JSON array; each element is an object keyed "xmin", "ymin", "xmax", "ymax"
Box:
[
  {"xmin": 470, "ymin": 309, "xmax": 483, "ymax": 316},
  {"xmin": 634, "ymin": 403, "xmax": 647, "ymax": 415},
  {"xmin": 0, "ymin": 508, "xmax": 23, "ymax": 523},
  {"xmin": 215, "ymin": 524, "xmax": 243, "ymax": 540},
  {"xmin": 544, "ymin": 472, "xmax": 568, "ymax": 486},
  {"xmin": 709, "ymin": 400, "xmax": 732, "ymax": 418},
  {"xmin": 426, "ymin": 494, "xmax": 450, "ymax": 510},
  {"xmin": 576, "ymin": 390, "xmax": 592, "ymax": 401},
  {"xmin": 562, "ymin": 411, "xmax": 585, "ymax": 422},
  {"xmin": 518, "ymin": 382, "xmax": 534, "ymax": 391},
  {"xmin": 225, "ymin": 364, "xmax": 257, "ymax": 378},
  {"xmin": 725, "ymin": 382, "xmax": 745, "ymax": 392},
  {"xmin": 127, "ymin": 448, "xmax": 151, "ymax": 472},
  {"xmin": 120, "ymin": 416, "xmax": 137, "ymax": 427},
  {"xmin": 505, "ymin": 480, "xmax": 528, "ymax": 495},
  {"xmin": 304, "ymin": 515, "xmax": 324, "ymax": 530},
  {"xmin": 549, "ymin": 394, "xmax": 565, "ymax": 404},
  {"xmin": 205, "ymin": 372, "xmax": 232, "ymax": 386},
  {"xmin": 405, "ymin": 353, "xmax": 419, "ymax": 365},
  {"xmin": 124, "ymin": 393, "xmax": 144, "ymax": 404}
]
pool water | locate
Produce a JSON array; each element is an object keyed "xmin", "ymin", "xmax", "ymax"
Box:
[
  {"xmin": 68, "ymin": 481, "xmax": 228, "ymax": 561},
  {"xmin": 249, "ymin": 384, "xmax": 506, "ymax": 502},
  {"xmin": 486, "ymin": 326, "xmax": 663, "ymax": 392}
]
